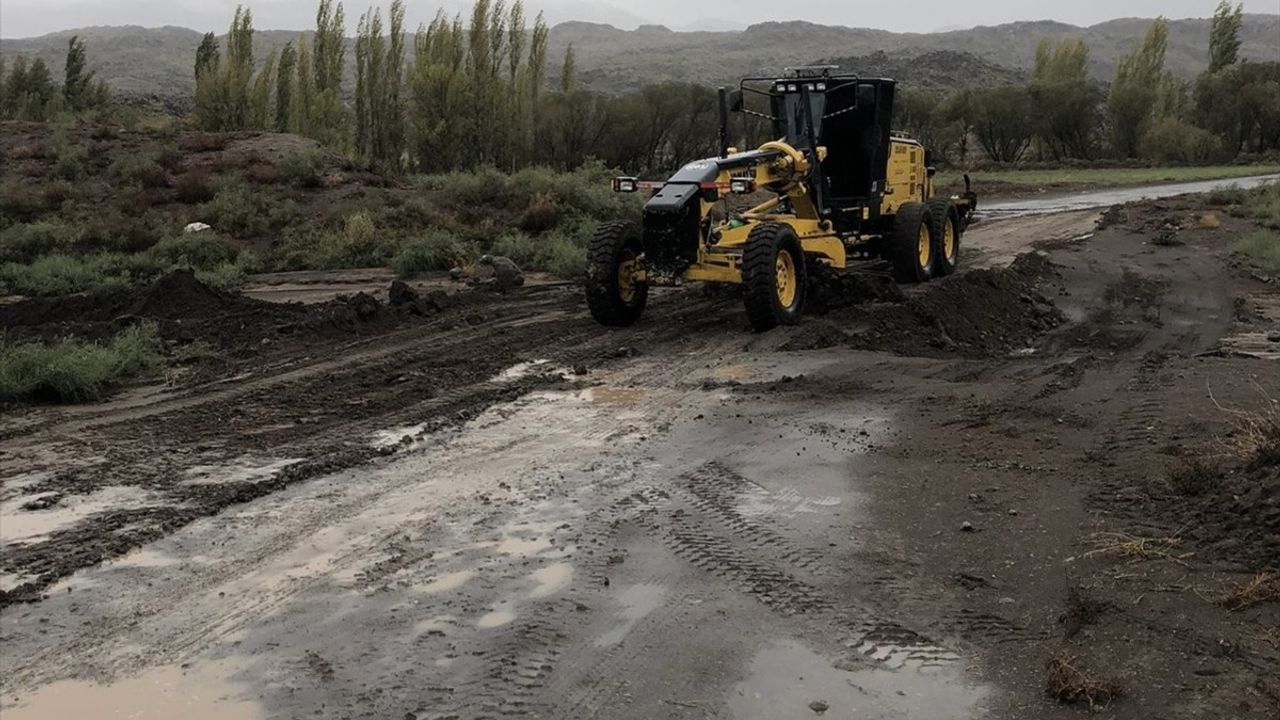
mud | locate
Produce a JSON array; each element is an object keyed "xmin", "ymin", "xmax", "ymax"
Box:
[{"xmin": 4, "ymin": 190, "xmax": 1280, "ymax": 720}]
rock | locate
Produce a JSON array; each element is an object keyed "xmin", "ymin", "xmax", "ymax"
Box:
[
  {"xmin": 349, "ymin": 292, "xmax": 381, "ymax": 319},
  {"xmin": 183, "ymin": 222, "xmax": 212, "ymax": 234},
  {"xmin": 573, "ymin": 364, "xmax": 589, "ymax": 376},
  {"xmin": 388, "ymin": 280, "xmax": 419, "ymax": 307},
  {"xmin": 1267, "ymin": 332, "xmax": 1280, "ymax": 343},
  {"xmin": 486, "ymin": 255, "xmax": 525, "ymax": 291},
  {"xmin": 961, "ymin": 521, "xmax": 975, "ymax": 532},
  {"xmin": 809, "ymin": 700, "xmax": 830, "ymax": 714}
]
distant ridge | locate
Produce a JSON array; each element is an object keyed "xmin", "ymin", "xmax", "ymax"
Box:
[{"xmin": 0, "ymin": 14, "xmax": 1275, "ymax": 104}]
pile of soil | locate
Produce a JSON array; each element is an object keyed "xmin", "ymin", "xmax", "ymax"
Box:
[
  {"xmin": 0, "ymin": 270, "xmax": 426, "ymax": 355},
  {"xmin": 847, "ymin": 254, "xmax": 1064, "ymax": 357}
]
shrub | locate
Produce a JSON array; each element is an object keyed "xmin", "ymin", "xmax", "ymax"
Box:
[
  {"xmin": 273, "ymin": 212, "xmax": 389, "ymax": 270},
  {"xmin": 1139, "ymin": 118, "xmax": 1223, "ymax": 165},
  {"xmin": 1234, "ymin": 229, "xmax": 1280, "ymax": 279},
  {"xmin": 0, "ymin": 254, "xmax": 122, "ymax": 296},
  {"xmin": 0, "ymin": 181, "xmax": 51, "ymax": 224},
  {"xmin": 42, "ymin": 181, "xmax": 74, "ymax": 208},
  {"xmin": 391, "ymin": 229, "xmax": 470, "ymax": 278},
  {"xmin": 200, "ymin": 177, "xmax": 268, "ymax": 238},
  {"xmin": 53, "ymin": 142, "xmax": 89, "ymax": 181},
  {"xmin": 519, "ymin": 192, "xmax": 562, "ymax": 233},
  {"xmin": 71, "ymin": 211, "xmax": 166, "ymax": 254},
  {"xmin": 1244, "ymin": 182, "xmax": 1280, "ymax": 231},
  {"xmin": 0, "ymin": 222, "xmax": 78, "ymax": 263},
  {"xmin": 174, "ymin": 169, "xmax": 216, "ymax": 204},
  {"xmin": 282, "ymin": 149, "xmax": 325, "ymax": 188},
  {"xmin": 490, "ymin": 225, "xmax": 590, "ymax": 279},
  {"xmin": 0, "ymin": 323, "xmax": 164, "ymax": 403},
  {"xmin": 146, "ymin": 233, "xmax": 238, "ymax": 269},
  {"xmin": 110, "ymin": 153, "xmax": 169, "ymax": 189}
]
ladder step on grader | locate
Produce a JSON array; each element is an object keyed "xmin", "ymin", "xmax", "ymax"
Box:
[{"xmin": 586, "ymin": 67, "xmax": 977, "ymax": 332}]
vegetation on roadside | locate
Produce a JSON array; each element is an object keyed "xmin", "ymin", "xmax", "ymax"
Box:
[
  {"xmin": 1212, "ymin": 181, "xmax": 1280, "ymax": 278},
  {"xmin": 0, "ymin": 322, "xmax": 164, "ymax": 403},
  {"xmin": 937, "ymin": 165, "xmax": 1280, "ymax": 194}
]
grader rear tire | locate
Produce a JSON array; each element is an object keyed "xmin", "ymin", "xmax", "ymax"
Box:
[
  {"xmin": 891, "ymin": 202, "xmax": 935, "ymax": 284},
  {"xmin": 586, "ymin": 222, "xmax": 647, "ymax": 327},
  {"xmin": 742, "ymin": 222, "xmax": 807, "ymax": 332},
  {"xmin": 928, "ymin": 199, "xmax": 961, "ymax": 277}
]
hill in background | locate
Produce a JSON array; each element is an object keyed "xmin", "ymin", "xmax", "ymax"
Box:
[{"xmin": 1, "ymin": 14, "xmax": 1275, "ymax": 107}]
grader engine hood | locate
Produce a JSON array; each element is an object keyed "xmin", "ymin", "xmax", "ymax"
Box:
[{"xmin": 640, "ymin": 151, "xmax": 780, "ymax": 279}]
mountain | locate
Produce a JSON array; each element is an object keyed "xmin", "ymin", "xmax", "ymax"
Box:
[{"xmin": 1, "ymin": 15, "xmax": 1275, "ymax": 105}]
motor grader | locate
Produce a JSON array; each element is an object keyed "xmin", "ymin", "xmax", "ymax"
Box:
[{"xmin": 585, "ymin": 68, "xmax": 977, "ymax": 331}]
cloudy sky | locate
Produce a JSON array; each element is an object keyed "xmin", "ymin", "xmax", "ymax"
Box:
[{"xmin": 0, "ymin": 0, "xmax": 1272, "ymax": 38}]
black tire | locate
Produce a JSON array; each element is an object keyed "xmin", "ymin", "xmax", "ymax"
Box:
[
  {"xmin": 742, "ymin": 222, "xmax": 807, "ymax": 332},
  {"xmin": 928, "ymin": 199, "xmax": 961, "ymax": 277},
  {"xmin": 891, "ymin": 202, "xmax": 935, "ymax": 284},
  {"xmin": 585, "ymin": 222, "xmax": 647, "ymax": 327}
]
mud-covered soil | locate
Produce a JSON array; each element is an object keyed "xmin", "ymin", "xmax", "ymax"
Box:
[{"xmin": 2, "ymin": 194, "xmax": 1279, "ymax": 720}]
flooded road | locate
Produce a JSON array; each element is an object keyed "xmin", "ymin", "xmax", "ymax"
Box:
[{"xmin": 977, "ymin": 173, "xmax": 1280, "ymax": 219}]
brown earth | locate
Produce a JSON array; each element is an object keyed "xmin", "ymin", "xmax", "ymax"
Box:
[{"xmin": 1, "ymin": 194, "xmax": 1278, "ymax": 719}]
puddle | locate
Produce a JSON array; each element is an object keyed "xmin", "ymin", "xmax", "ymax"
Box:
[
  {"xmin": 477, "ymin": 608, "xmax": 517, "ymax": 629},
  {"xmin": 2, "ymin": 661, "xmax": 265, "ymax": 720},
  {"xmin": 183, "ymin": 457, "xmax": 302, "ymax": 486},
  {"xmin": 0, "ymin": 571, "xmax": 37, "ymax": 593},
  {"xmin": 596, "ymin": 583, "xmax": 667, "ymax": 647},
  {"xmin": 528, "ymin": 563, "xmax": 573, "ymax": 598},
  {"xmin": 418, "ymin": 570, "xmax": 475, "ymax": 594},
  {"xmin": 737, "ymin": 485, "xmax": 843, "ymax": 519},
  {"xmin": 1, "ymin": 486, "xmax": 158, "ymax": 545},
  {"xmin": 727, "ymin": 640, "xmax": 987, "ymax": 720}
]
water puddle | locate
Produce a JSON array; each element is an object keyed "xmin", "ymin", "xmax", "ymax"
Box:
[
  {"xmin": 477, "ymin": 607, "xmax": 517, "ymax": 629},
  {"xmin": 583, "ymin": 386, "xmax": 647, "ymax": 406},
  {"xmin": 2, "ymin": 661, "xmax": 265, "ymax": 720},
  {"xmin": 528, "ymin": 563, "xmax": 573, "ymax": 598},
  {"xmin": 728, "ymin": 639, "xmax": 988, "ymax": 719},
  {"xmin": 183, "ymin": 457, "xmax": 302, "ymax": 486},
  {"xmin": 0, "ymin": 571, "xmax": 37, "ymax": 593},
  {"xmin": 1, "ymin": 486, "xmax": 158, "ymax": 546},
  {"xmin": 491, "ymin": 359, "xmax": 575, "ymax": 384},
  {"xmin": 418, "ymin": 570, "xmax": 475, "ymax": 594},
  {"xmin": 595, "ymin": 583, "xmax": 667, "ymax": 647}
]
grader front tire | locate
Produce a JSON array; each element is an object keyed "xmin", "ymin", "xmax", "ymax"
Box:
[
  {"xmin": 742, "ymin": 222, "xmax": 807, "ymax": 332},
  {"xmin": 585, "ymin": 222, "xmax": 648, "ymax": 327}
]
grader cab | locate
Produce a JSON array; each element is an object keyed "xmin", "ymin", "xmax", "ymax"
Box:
[{"xmin": 586, "ymin": 67, "xmax": 977, "ymax": 331}]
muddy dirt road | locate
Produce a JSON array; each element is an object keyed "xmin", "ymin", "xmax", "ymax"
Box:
[{"xmin": 2, "ymin": 186, "xmax": 1278, "ymax": 719}]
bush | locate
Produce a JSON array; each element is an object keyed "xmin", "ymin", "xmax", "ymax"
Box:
[
  {"xmin": 1244, "ymin": 182, "xmax": 1280, "ymax": 231},
  {"xmin": 146, "ymin": 233, "xmax": 238, "ymax": 269},
  {"xmin": 71, "ymin": 211, "xmax": 166, "ymax": 254},
  {"xmin": 1139, "ymin": 118, "xmax": 1223, "ymax": 165},
  {"xmin": 42, "ymin": 181, "xmax": 74, "ymax": 208},
  {"xmin": 282, "ymin": 149, "xmax": 325, "ymax": 188},
  {"xmin": 0, "ymin": 323, "xmax": 164, "ymax": 403},
  {"xmin": 174, "ymin": 169, "xmax": 216, "ymax": 204},
  {"xmin": 200, "ymin": 177, "xmax": 268, "ymax": 238},
  {"xmin": 274, "ymin": 212, "xmax": 389, "ymax": 270},
  {"xmin": 519, "ymin": 192, "xmax": 562, "ymax": 233},
  {"xmin": 391, "ymin": 229, "xmax": 470, "ymax": 278},
  {"xmin": 0, "ymin": 253, "xmax": 123, "ymax": 296},
  {"xmin": 0, "ymin": 221, "xmax": 78, "ymax": 263},
  {"xmin": 110, "ymin": 153, "xmax": 169, "ymax": 189},
  {"xmin": 490, "ymin": 225, "xmax": 590, "ymax": 279},
  {"xmin": 1234, "ymin": 229, "xmax": 1280, "ymax": 279},
  {"xmin": 53, "ymin": 142, "xmax": 89, "ymax": 181},
  {"xmin": 0, "ymin": 181, "xmax": 52, "ymax": 224}
]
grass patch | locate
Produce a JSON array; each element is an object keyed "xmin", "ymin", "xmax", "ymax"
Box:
[
  {"xmin": 1084, "ymin": 532, "xmax": 1191, "ymax": 566},
  {"xmin": 391, "ymin": 229, "xmax": 471, "ymax": 278},
  {"xmin": 1216, "ymin": 573, "xmax": 1280, "ymax": 612},
  {"xmin": 938, "ymin": 165, "xmax": 1280, "ymax": 192},
  {"xmin": 282, "ymin": 149, "xmax": 325, "ymax": 189},
  {"xmin": 1165, "ymin": 459, "xmax": 1223, "ymax": 497},
  {"xmin": 109, "ymin": 153, "xmax": 169, "ymax": 189},
  {"xmin": 0, "ymin": 323, "xmax": 164, "ymax": 403},
  {"xmin": 275, "ymin": 212, "xmax": 389, "ymax": 271}
]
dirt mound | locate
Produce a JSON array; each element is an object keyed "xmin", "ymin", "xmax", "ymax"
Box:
[
  {"xmin": 779, "ymin": 320, "xmax": 850, "ymax": 351},
  {"xmin": 847, "ymin": 254, "xmax": 1064, "ymax": 356}
]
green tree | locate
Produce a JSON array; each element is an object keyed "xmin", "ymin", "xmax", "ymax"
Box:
[
  {"xmin": 1108, "ymin": 18, "xmax": 1169, "ymax": 158},
  {"xmin": 195, "ymin": 32, "xmax": 220, "ymax": 78},
  {"xmin": 1029, "ymin": 38, "xmax": 1101, "ymax": 160},
  {"xmin": 1209, "ymin": 1, "xmax": 1244, "ymax": 72},
  {"xmin": 63, "ymin": 35, "xmax": 93, "ymax": 110},
  {"xmin": 275, "ymin": 41, "xmax": 296, "ymax": 132},
  {"xmin": 964, "ymin": 85, "xmax": 1035, "ymax": 163},
  {"xmin": 249, "ymin": 50, "xmax": 276, "ymax": 129},
  {"xmin": 560, "ymin": 44, "xmax": 576, "ymax": 93}
]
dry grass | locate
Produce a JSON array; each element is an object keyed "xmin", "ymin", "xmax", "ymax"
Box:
[
  {"xmin": 1216, "ymin": 573, "xmax": 1280, "ymax": 612},
  {"xmin": 1085, "ymin": 532, "xmax": 1193, "ymax": 566},
  {"xmin": 1046, "ymin": 653, "xmax": 1123, "ymax": 711},
  {"xmin": 1209, "ymin": 384, "xmax": 1280, "ymax": 470}
]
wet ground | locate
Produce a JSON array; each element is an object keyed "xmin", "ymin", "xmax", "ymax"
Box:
[{"xmin": 2, "ymin": 183, "xmax": 1279, "ymax": 719}]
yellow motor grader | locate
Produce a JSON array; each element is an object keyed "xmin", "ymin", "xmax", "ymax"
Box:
[{"xmin": 586, "ymin": 68, "xmax": 977, "ymax": 331}]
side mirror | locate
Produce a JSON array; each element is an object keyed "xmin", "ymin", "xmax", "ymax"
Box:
[
  {"xmin": 926, "ymin": 166, "xmax": 937, "ymax": 178},
  {"xmin": 728, "ymin": 89, "xmax": 744, "ymax": 112}
]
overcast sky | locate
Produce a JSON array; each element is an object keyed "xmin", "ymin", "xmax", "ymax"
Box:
[{"xmin": 1, "ymin": 0, "xmax": 1273, "ymax": 38}]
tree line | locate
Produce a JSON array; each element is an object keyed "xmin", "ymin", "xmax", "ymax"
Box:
[
  {"xmin": 0, "ymin": 36, "xmax": 111, "ymax": 121},
  {"xmin": 896, "ymin": 2, "xmax": 1280, "ymax": 166},
  {"xmin": 190, "ymin": 0, "xmax": 723, "ymax": 175}
]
